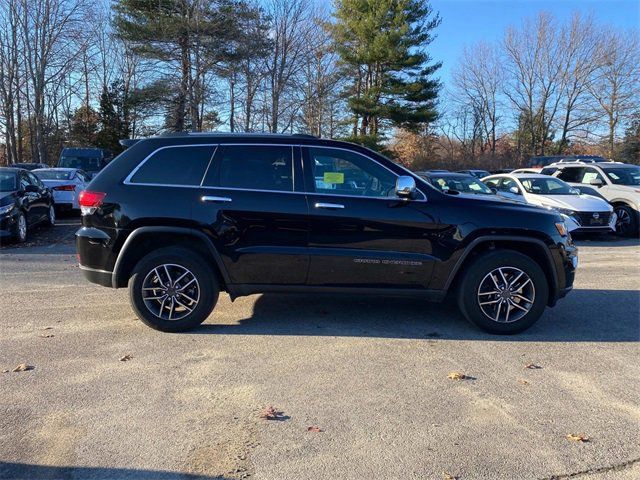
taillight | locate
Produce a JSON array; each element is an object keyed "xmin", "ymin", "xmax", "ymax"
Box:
[
  {"xmin": 53, "ymin": 184, "xmax": 75, "ymax": 191},
  {"xmin": 78, "ymin": 190, "xmax": 106, "ymax": 215}
]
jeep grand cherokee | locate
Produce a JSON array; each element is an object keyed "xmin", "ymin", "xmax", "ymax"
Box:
[{"xmin": 76, "ymin": 133, "xmax": 577, "ymax": 334}]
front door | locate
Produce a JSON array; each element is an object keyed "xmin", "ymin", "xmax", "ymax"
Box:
[
  {"xmin": 302, "ymin": 146, "xmax": 438, "ymax": 290},
  {"xmin": 194, "ymin": 144, "xmax": 309, "ymax": 286}
]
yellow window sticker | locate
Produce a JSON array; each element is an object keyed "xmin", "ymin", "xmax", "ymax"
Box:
[{"xmin": 323, "ymin": 172, "xmax": 344, "ymax": 184}]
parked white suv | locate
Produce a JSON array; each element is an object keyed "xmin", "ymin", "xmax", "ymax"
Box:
[{"xmin": 540, "ymin": 162, "xmax": 640, "ymax": 236}]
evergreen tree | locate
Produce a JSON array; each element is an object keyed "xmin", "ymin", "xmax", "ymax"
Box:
[
  {"xmin": 96, "ymin": 81, "xmax": 130, "ymax": 154},
  {"xmin": 114, "ymin": 0, "xmax": 253, "ymax": 131},
  {"xmin": 329, "ymin": 0, "xmax": 441, "ymax": 146}
]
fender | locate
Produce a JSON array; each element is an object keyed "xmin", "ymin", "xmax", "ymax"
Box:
[
  {"xmin": 609, "ymin": 198, "xmax": 639, "ymax": 212},
  {"xmin": 111, "ymin": 226, "xmax": 232, "ymax": 290},
  {"xmin": 443, "ymin": 235, "xmax": 559, "ymax": 295}
]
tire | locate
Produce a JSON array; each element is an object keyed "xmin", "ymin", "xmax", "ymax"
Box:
[
  {"xmin": 13, "ymin": 211, "xmax": 27, "ymax": 243},
  {"xmin": 614, "ymin": 205, "xmax": 639, "ymax": 237},
  {"xmin": 128, "ymin": 247, "xmax": 218, "ymax": 332},
  {"xmin": 44, "ymin": 204, "xmax": 56, "ymax": 227},
  {"xmin": 457, "ymin": 249, "xmax": 549, "ymax": 334}
]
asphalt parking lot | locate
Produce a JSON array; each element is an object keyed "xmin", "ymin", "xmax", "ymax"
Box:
[{"xmin": 0, "ymin": 223, "xmax": 639, "ymax": 480}]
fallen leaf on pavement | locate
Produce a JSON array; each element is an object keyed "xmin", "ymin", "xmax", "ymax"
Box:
[
  {"xmin": 259, "ymin": 406, "xmax": 285, "ymax": 420},
  {"xmin": 12, "ymin": 363, "xmax": 34, "ymax": 372},
  {"xmin": 524, "ymin": 363, "xmax": 542, "ymax": 369},
  {"xmin": 119, "ymin": 354, "xmax": 133, "ymax": 362},
  {"xmin": 40, "ymin": 334, "xmax": 54, "ymax": 338},
  {"xmin": 443, "ymin": 472, "xmax": 458, "ymax": 479},
  {"xmin": 2, "ymin": 370, "xmax": 8, "ymax": 373},
  {"xmin": 518, "ymin": 379, "xmax": 529, "ymax": 385},
  {"xmin": 566, "ymin": 433, "xmax": 589, "ymax": 442},
  {"xmin": 42, "ymin": 326, "xmax": 53, "ymax": 330},
  {"xmin": 447, "ymin": 372, "xmax": 467, "ymax": 380},
  {"xmin": 307, "ymin": 425, "xmax": 323, "ymax": 432}
]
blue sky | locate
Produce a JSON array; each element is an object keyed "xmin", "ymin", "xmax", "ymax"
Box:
[{"xmin": 429, "ymin": 0, "xmax": 640, "ymax": 85}]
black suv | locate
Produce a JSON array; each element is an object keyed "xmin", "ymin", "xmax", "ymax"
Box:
[{"xmin": 76, "ymin": 133, "xmax": 577, "ymax": 334}]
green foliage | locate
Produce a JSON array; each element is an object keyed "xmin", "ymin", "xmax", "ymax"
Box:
[
  {"xmin": 95, "ymin": 81, "xmax": 131, "ymax": 154},
  {"xmin": 329, "ymin": 0, "xmax": 441, "ymax": 139},
  {"xmin": 620, "ymin": 111, "xmax": 640, "ymax": 164},
  {"xmin": 69, "ymin": 105, "xmax": 100, "ymax": 146}
]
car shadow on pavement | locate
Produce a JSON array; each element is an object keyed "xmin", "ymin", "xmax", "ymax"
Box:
[
  {"xmin": 192, "ymin": 288, "xmax": 640, "ymax": 342},
  {"xmin": 0, "ymin": 461, "xmax": 229, "ymax": 480}
]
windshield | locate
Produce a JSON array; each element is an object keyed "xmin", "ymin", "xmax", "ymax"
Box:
[
  {"xmin": 0, "ymin": 172, "xmax": 17, "ymax": 191},
  {"xmin": 59, "ymin": 156, "xmax": 101, "ymax": 171},
  {"xmin": 604, "ymin": 167, "xmax": 640, "ymax": 186},
  {"xmin": 430, "ymin": 176, "xmax": 493, "ymax": 194},
  {"xmin": 520, "ymin": 177, "xmax": 575, "ymax": 195},
  {"xmin": 34, "ymin": 169, "xmax": 73, "ymax": 180}
]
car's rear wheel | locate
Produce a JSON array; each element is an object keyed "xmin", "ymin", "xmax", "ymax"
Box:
[
  {"xmin": 13, "ymin": 212, "xmax": 27, "ymax": 243},
  {"xmin": 614, "ymin": 205, "xmax": 638, "ymax": 237},
  {"xmin": 129, "ymin": 247, "xmax": 218, "ymax": 332},
  {"xmin": 457, "ymin": 250, "xmax": 548, "ymax": 334}
]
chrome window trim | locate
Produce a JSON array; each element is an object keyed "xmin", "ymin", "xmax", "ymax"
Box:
[
  {"xmin": 123, "ymin": 144, "xmax": 219, "ymax": 186},
  {"xmin": 123, "ymin": 141, "xmax": 427, "ymax": 201}
]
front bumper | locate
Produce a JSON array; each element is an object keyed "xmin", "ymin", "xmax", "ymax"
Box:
[{"xmin": 0, "ymin": 213, "xmax": 17, "ymax": 238}]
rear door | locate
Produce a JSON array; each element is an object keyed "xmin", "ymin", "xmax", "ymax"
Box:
[
  {"xmin": 193, "ymin": 143, "xmax": 309, "ymax": 286},
  {"xmin": 302, "ymin": 146, "xmax": 438, "ymax": 290}
]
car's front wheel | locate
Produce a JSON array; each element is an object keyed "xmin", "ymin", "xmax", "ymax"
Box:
[
  {"xmin": 129, "ymin": 247, "xmax": 218, "ymax": 332},
  {"xmin": 614, "ymin": 205, "xmax": 639, "ymax": 237},
  {"xmin": 44, "ymin": 204, "xmax": 55, "ymax": 227},
  {"xmin": 13, "ymin": 211, "xmax": 27, "ymax": 243},
  {"xmin": 457, "ymin": 250, "xmax": 549, "ymax": 334}
]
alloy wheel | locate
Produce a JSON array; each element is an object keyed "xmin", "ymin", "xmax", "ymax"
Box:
[
  {"xmin": 141, "ymin": 264, "xmax": 200, "ymax": 321},
  {"xmin": 615, "ymin": 207, "xmax": 631, "ymax": 234},
  {"xmin": 17, "ymin": 215, "xmax": 27, "ymax": 241},
  {"xmin": 49, "ymin": 205, "xmax": 55, "ymax": 225},
  {"xmin": 477, "ymin": 266, "xmax": 535, "ymax": 323}
]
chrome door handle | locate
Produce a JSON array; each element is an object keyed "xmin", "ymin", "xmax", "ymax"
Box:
[
  {"xmin": 314, "ymin": 202, "xmax": 345, "ymax": 209},
  {"xmin": 201, "ymin": 195, "xmax": 232, "ymax": 203}
]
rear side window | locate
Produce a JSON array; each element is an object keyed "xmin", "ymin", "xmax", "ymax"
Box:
[
  {"xmin": 556, "ymin": 167, "xmax": 583, "ymax": 183},
  {"xmin": 204, "ymin": 145, "xmax": 294, "ymax": 191},
  {"xmin": 129, "ymin": 146, "xmax": 214, "ymax": 185}
]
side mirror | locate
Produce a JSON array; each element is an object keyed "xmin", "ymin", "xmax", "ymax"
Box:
[
  {"xmin": 590, "ymin": 178, "xmax": 604, "ymax": 187},
  {"xmin": 396, "ymin": 175, "xmax": 417, "ymax": 199},
  {"xmin": 24, "ymin": 185, "xmax": 39, "ymax": 193},
  {"xmin": 509, "ymin": 186, "xmax": 521, "ymax": 195}
]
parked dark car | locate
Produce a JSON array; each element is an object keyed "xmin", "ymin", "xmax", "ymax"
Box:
[
  {"xmin": 457, "ymin": 169, "xmax": 491, "ymax": 179},
  {"xmin": 0, "ymin": 167, "xmax": 55, "ymax": 243},
  {"xmin": 58, "ymin": 147, "xmax": 112, "ymax": 179},
  {"xmin": 76, "ymin": 133, "xmax": 577, "ymax": 334},
  {"xmin": 11, "ymin": 162, "xmax": 48, "ymax": 171}
]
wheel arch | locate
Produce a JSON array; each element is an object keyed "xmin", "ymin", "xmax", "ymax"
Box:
[
  {"xmin": 112, "ymin": 226, "xmax": 231, "ymax": 292},
  {"xmin": 445, "ymin": 236, "xmax": 558, "ymax": 306}
]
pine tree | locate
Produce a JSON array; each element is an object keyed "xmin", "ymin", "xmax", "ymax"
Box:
[
  {"xmin": 113, "ymin": 0, "xmax": 254, "ymax": 131},
  {"xmin": 329, "ymin": 0, "xmax": 441, "ymax": 147},
  {"xmin": 96, "ymin": 81, "xmax": 130, "ymax": 154}
]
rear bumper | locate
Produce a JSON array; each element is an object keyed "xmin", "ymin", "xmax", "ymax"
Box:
[{"xmin": 79, "ymin": 264, "xmax": 113, "ymax": 287}]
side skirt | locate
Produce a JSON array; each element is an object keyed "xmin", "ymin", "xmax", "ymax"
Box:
[{"xmin": 228, "ymin": 284, "xmax": 446, "ymax": 302}]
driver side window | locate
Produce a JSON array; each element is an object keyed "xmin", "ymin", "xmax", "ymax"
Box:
[
  {"xmin": 307, "ymin": 147, "xmax": 397, "ymax": 198},
  {"xmin": 579, "ymin": 168, "xmax": 605, "ymax": 185}
]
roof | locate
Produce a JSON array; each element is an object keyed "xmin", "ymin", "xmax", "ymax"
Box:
[
  {"xmin": 549, "ymin": 161, "xmax": 635, "ymax": 169},
  {"xmin": 159, "ymin": 131, "xmax": 317, "ymax": 139},
  {"xmin": 487, "ymin": 173, "xmax": 550, "ymax": 179},
  {"xmin": 0, "ymin": 167, "xmax": 23, "ymax": 172},
  {"xmin": 33, "ymin": 167, "xmax": 78, "ymax": 172},
  {"xmin": 419, "ymin": 171, "xmax": 475, "ymax": 178}
]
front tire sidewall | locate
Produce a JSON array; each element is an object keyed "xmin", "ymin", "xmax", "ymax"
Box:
[
  {"xmin": 45, "ymin": 204, "xmax": 56, "ymax": 227},
  {"xmin": 458, "ymin": 250, "xmax": 549, "ymax": 334},
  {"xmin": 614, "ymin": 205, "xmax": 639, "ymax": 237},
  {"xmin": 14, "ymin": 212, "xmax": 27, "ymax": 243},
  {"xmin": 129, "ymin": 248, "xmax": 218, "ymax": 332}
]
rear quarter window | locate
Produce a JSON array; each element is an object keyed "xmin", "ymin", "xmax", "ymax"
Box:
[{"xmin": 129, "ymin": 146, "xmax": 215, "ymax": 185}]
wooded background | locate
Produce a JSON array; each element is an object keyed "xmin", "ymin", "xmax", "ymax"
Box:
[{"xmin": 0, "ymin": 0, "xmax": 638, "ymax": 170}]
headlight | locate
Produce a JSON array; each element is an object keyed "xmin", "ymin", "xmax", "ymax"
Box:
[
  {"xmin": 556, "ymin": 208, "xmax": 575, "ymax": 217},
  {"xmin": 0, "ymin": 204, "xmax": 14, "ymax": 215}
]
